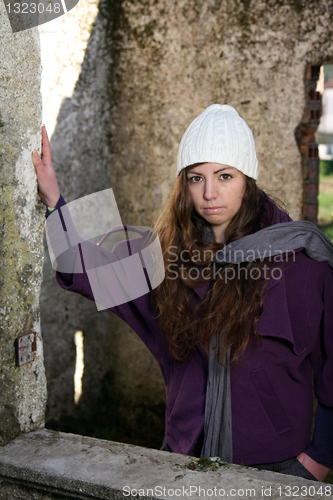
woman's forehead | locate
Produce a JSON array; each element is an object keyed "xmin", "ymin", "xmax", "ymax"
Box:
[{"xmin": 186, "ymin": 163, "xmax": 237, "ymax": 173}]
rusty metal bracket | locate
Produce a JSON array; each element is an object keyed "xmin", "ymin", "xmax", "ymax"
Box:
[{"xmin": 16, "ymin": 332, "xmax": 36, "ymax": 366}]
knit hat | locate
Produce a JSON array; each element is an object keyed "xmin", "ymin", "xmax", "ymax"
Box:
[{"xmin": 177, "ymin": 104, "xmax": 259, "ymax": 180}]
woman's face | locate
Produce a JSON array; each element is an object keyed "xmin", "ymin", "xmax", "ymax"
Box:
[{"xmin": 186, "ymin": 162, "xmax": 246, "ymax": 244}]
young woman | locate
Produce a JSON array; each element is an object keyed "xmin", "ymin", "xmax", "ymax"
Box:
[{"xmin": 32, "ymin": 104, "xmax": 333, "ymax": 482}]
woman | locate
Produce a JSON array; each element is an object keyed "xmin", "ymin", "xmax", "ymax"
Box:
[{"xmin": 32, "ymin": 104, "xmax": 333, "ymax": 482}]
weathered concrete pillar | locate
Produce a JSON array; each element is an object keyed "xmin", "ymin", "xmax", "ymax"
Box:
[{"xmin": 0, "ymin": 6, "xmax": 47, "ymax": 444}]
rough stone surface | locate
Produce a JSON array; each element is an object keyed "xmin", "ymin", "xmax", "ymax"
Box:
[
  {"xmin": 41, "ymin": 0, "xmax": 333, "ymax": 448},
  {"xmin": 0, "ymin": 5, "xmax": 47, "ymax": 443},
  {"xmin": 0, "ymin": 430, "xmax": 330, "ymax": 500}
]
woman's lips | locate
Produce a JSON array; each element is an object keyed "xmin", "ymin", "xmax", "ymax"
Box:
[{"xmin": 203, "ymin": 207, "xmax": 223, "ymax": 214}]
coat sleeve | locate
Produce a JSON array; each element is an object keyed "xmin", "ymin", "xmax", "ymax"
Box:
[
  {"xmin": 45, "ymin": 194, "xmax": 161, "ymax": 316},
  {"xmin": 304, "ymin": 266, "xmax": 333, "ymax": 468},
  {"xmin": 311, "ymin": 266, "xmax": 333, "ymax": 406},
  {"xmin": 303, "ymin": 401, "xmax": 333, "ymax": 468},
  {"xmin": 45, "ymin": 194, "xmax": 109, "ymax": 301}
]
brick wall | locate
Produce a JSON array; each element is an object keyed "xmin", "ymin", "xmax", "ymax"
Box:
[{"xmin": 295, "ymin": 65, "xmax": 322, "ymax": 224}]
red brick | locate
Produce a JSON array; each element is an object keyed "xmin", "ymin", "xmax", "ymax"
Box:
[
  {"xmin": 307, "ymin": 161, "xmax": 319, "ymax": 180},
  {"xmin": 303, "ymin": 182, "xmax": 318, "ymax": 199},
  {"xmin": 303, "ymin": 204, "xmax": 318, "ymax": 220}
]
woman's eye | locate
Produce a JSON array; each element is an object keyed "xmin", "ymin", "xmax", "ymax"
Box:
[
  {"xmin": 220, "ymin": 174, "xmax": 231, "ymax": 180},
  {"xmin": 189, "ymin": 176, "xmax": 202, "ymax": 183}
]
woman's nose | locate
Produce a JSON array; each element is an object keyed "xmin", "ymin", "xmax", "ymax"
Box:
[{"xmin": 204, "ymin": 180, "xmax": 217, "ymax": 200}]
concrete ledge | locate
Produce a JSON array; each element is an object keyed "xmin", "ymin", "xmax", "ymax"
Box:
[{"xmin": 0, "ymin": 429, "xmax": 329, "ymax": 500}]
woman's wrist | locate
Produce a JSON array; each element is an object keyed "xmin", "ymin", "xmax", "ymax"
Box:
[
  {"xmin": 40, "ymin": 191, "xmax": 60, "ymax": 210},
  {"xmin": 44, "ymin": 192, "xmax": 60, "ymax": 209},
  {"xmin": 297, "ymin": 452, "xmax": 330, "ymax": 482}
]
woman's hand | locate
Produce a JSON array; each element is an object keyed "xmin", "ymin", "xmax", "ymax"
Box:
[
  {"xmin": 297, "ymin": 452, "xmax": 330, "ymax": 482},
  {"xmin": 32, "ymin": 125, "xmax": 60, "ymax": 208}
]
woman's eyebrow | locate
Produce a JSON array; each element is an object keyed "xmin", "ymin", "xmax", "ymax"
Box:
[
  {"xmin": 213, "ymin": 167, "xmax": 234, "ymax": 174},
  {"xmin": 186, "ymin": 167, "xmax": 233, "ymax": 176}
]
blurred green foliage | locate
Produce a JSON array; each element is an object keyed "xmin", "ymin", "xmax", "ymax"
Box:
[
  {"xmin": 320, "ymin": 159, "xmax": 333, "ymax": 176},
  {"xmin": 318, "ymin": 192, "xmax": 333, "ymax": 224},
  {"xmin": 318, "ymin": 161, "xmax": 333, "ymax": 229},
  {"xmin": 321, "ymin": 224, "xmax": 333, "ymax": 243}
]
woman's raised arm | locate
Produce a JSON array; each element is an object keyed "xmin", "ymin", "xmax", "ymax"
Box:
[{"xmin": 32, "ymin": 126, "xmax": 60, "ymax": 208}]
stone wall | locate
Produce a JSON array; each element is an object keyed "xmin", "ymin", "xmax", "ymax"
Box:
[
  {"xmin": 0, "ymin": 430, "xmax": 328, "ymax": 500},
  {"xmin": 0, "ymin": 7, "xmax": 47, "ymax": 444},
  {"xmin": 41, "ymin": 0, "xmax": 333, "ymax": 446}
]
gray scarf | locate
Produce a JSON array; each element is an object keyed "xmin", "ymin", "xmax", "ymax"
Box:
[
  {"xmin": 213, "ymin": 221, "xmax": 333, "ymax": 268},
  {"xmin": 201, "ymin": 221, "xmax": 333, "ymax": 461}
]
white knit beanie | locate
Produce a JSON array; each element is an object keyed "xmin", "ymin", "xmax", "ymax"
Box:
[{"xmin": 177, "ymin": 104, "xmax": 259, "ymax": 180}]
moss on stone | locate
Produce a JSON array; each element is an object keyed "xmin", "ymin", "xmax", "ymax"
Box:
[{"xmin": 184, "ymin": 457, "xmax": 228, "ymax": 472}]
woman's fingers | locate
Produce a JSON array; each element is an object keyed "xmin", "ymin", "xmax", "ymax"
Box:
[
  {"xmin": 41, "ymin": 125, "xmax": 53, "ymax": 166},
  {"xmin": 31, "ymin": 126, "xmax": 52, "ymax": 171},
  {"xmin": 32, "ymin": 126, "xmax": 60, "ymax": 208},
  {"xmin": 31, "ymin": 150, "xmax": 44, "ymax": 172},
  {"xmin": 31, "ymin": 125, "xmax": 52, "ymax": 170}
]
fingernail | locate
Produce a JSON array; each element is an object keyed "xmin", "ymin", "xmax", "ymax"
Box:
[{"xmin": 32, "ymin": 150, "xmax": 39, "ymax": 159}]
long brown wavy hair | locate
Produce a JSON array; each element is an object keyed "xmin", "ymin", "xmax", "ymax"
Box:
[{"xmin": 151, "ymin": 167, "xmax": 284, "ymax": 365}]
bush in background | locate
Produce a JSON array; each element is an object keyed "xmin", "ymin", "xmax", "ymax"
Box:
[{"xmin": 320, "ymin": 159, "xmax": 333, "ymax": 176}]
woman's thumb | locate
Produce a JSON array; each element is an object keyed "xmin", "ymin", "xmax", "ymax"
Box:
[{"xmin": 31, "ymin": 150, "xmax": 41, "ymax": 167}]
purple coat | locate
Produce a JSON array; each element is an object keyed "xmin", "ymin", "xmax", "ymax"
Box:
[{"xmin": 50, "ymin": 195, "xmax": 333, "ymax": 466}]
